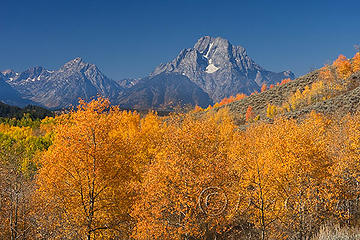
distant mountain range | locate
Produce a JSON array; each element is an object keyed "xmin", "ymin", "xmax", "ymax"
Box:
[{"xmin": 1, "ymin": 36, "xmax": 294, "ymax": 109}]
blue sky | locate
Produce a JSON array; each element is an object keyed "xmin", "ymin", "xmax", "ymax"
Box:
[{"xmin": 1, "ymin": 0, "xmax": 360, "ymax": 79}]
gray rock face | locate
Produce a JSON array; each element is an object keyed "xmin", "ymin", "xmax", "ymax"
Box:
[
  {"xmin": 3, "ymin": 57, "xmax": 214, "ymax": 110},
  {"xmin": 1, "ymin": 36, "xmax": 295, "ymax": 110},
  {"xmin": 152, "ymin": 36, "xmax": 295, "ymax": 101},
  {"xmin": 115, "ymin": 78, "xmax": 141, "ymax": 88},
  {"xmin": 6, "ymin": 58, "xmax": 123, "ymax": 109}
]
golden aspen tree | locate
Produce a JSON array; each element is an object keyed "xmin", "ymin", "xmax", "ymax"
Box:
[
  {"xmin": 333, "ymin": 54, "xmax": 353, "ymax": 80},
  {"xmin": 319, "ymin": 66, "xmax": 335, "ymax": 83},
  {"xmin": 352, "ymin": 52, "xmax": 360, "ymax": 73},
  {"xmin": 288, "ymin": 89, "xmax": 303, "ymax": 110},
  {"xmin": 281, "ymin": 102, "xmax": 291, "ymax": 113},
  {"xmin": 280, "ymin": 78, "xmax": 291, "ymax": 85},
  {"xmin": 318, "ymin": 65, "xmax": 342, "ymax": 95},
  {"xmin": 269, "ymin": 113, "xmax": 332, "ymax": 239},
  {"xmin": 231, "ymin": 112, "xmax": 333, "ymax": 239},
  {"xmin": 266, "ymin": 104, "xmax": 278, "ymax": 119},
  {"xmin": 230, "ymin": 122, "xmax": 285, "ymax": 240},
  {"xmin": 235, "ymin": 93, "xmax": 247, "ymax": 101},
  {"xmin": 205, "ymin": 105, "xmax": 212, "ymax": 111},
  {"xmin": 35, "ymin": 98, "xmax": 162, "ymax": 239},
  {"xmin": 327, "ymin": 113, "xmax": 360, "ymax": 226},
  {"xmin": 131, "ymin": 108, "xmax": 240, "ymax": 240},
  {"xmin": 217, "ymin": 94, "xmax": 247, "ymax": 107},
  {"xmin": 261, "ymin": 84, "xmax": 267, "ymax": 92},
  {"xmin": 266, "ymin": 104, "xmax": 272, "ymax": 118},
  {"xmin": 192, "ymin": 105, "xmax": 203, "ymax": 113},
  {"xmin": 0, "ymin": 124, "xmax": 50, "ymax": 239},
  {"xmin": 245, "ymin": 106, "xmax": 254, "ymax": 122}
]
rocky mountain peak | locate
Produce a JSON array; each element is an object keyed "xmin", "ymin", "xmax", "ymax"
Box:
[
  {"xmin": 3, "ymin": 58, "xmax": 122, "ymax": 109},
  {"xmin": 152, "ymin": 36, "xmax": 294, "ymax": 101},
  {"xmin": 2, "ymin": 69, "xmax": 15, "ymax": 75},
  {"xmin": 194, "ymin": 36, "xmax": 230, "ymax": 54},
  {"xmin": 1, "ymin": 69, "xmax": 18, "ymax": 80},
  {"xmin": 67, "ymin": 57, "xmax": 83, "ymax": 64},
  {"xmin": 61, "ymin": 57, "xmax": 90, "ymax": 71}
]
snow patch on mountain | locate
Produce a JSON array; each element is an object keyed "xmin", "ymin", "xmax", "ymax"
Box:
[
  {"xmin": 204, "ymin": 42, "xmax": 214, "ymax": 59},
  {"xmin": 205, "ymin": 59, "xmax": 219, "ymax": 73}
]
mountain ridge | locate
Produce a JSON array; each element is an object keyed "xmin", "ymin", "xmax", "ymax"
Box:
[
  {"xmin": 1, "ymin": 36, "xmax": 295, "ymax": 110},
  {"xmin": 152, "ymin": 36, "xmax": 295, "ymax": 101}
]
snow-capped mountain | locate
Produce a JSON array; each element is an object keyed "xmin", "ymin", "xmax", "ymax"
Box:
[
  {"xmin": 5, "ymin": 58, "xmax": 123, "ymax": 109},
  {"xmin": 152, "ymin": 36, "xmax": 295, "ymax": 101},
  {"xmin": 1, "ymin": 36, "xmax": 295, "ymax": 110}
]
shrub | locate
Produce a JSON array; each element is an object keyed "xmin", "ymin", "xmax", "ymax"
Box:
[{"xmin": 312, "ymin": 224, "xmax": 360, "ymax": 240}]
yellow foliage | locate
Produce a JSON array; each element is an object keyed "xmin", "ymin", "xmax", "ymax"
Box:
[
  {"xmin": 192, "ymin": 105, "xmax": 203, "ymax": 113},
  {"xmin": 0, "ymin": 96, "xmax": 359, "ymax": 239},
  {"xmin": 266, "ymin": 104, "xmax": 278, "ymax": 119},
  {"xmin": 278, "ymin": 79, "xmax": 334, "ymax": 114},
  {"xmin": 333, "ymin": 54, "xmax": 352, "ymax": 80},
  {"xmin": 131, "ymin": 108, "xmax": 239, "ymax": 239},
  {"xmin": 229, "ymin": 111, "xmax": 333, "ymax": 239},
  {"xmin": 35, "ymin": 98, "xmax": 163, "ymax": 239},
  {"xmin": 352, "ymin": 52, "xmax": 360, "ymax": 73},
  {"xmin": 319, "ymin": 66, "xmax": 336, "ymax": 83}
]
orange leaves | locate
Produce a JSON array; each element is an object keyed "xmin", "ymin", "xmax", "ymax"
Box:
[
  {"xmin": 316, "ymin": 53, "xmax": 360, "ymax": 97},
  {"xmin": 230, "ymin": 112, "xmax": 333, "ymax": 239},
  {"xmin": 219, "ymin": 95, "xmax": 235, "ymax": 105},
  {"xmin": 261, "ymin": 84, "xmax": 267, "ymax": 92},
  {"xmin": 245, "ymin": 106, "xmax": 254, "ymax": 122},
  {"xmin": 193, "ymin": 79, "xmax": 289, "ymax": 113},
  {"xmin": 276, "ymin": 78, "xmax": 291, "ymax": 87},
  {"xmin": 131, "ymin": 108, "xmax": 239, "ymax": 239},
  {"xmin": 192, "ymin": 105, "xmax": 203, "ymax": 113},
  {"xmin": 327, "ymin": 52, "xmax": 360, "ymax": 83},
  {"xmin": 250, "ymin": 90, "xmax": 258, "ymax": 95},
  {"xmin": 320, "ymin": 52, "xmax": 360, "ymax": 85},
  {"xmin": 280, "ymin": 78, "xmax": 291, "ymax": 85},
  {"xmin": 35, "ymin": 97, "xmax": 162, "ymax": 239},
  {"xmin": 325, "ymin": 113, "xmax": 360, "ymax": 224},
  {"xmin": 319, "ymin": 65, "xmax": 335, "ymax": 83},
  {"xmin": 219, "ymin": 93, "xmax": 247, "ymax": 106},
  {"xmin": 235, "ymin": 93, "xmax": 247, "ymax": 100},
  {"xmin": 352, "ymin": 52, "xmax": 360, "ymax": 73},
  {"xmin": 333, "ymin": 54, "xmax": 352, "ymax": 80},
  {"xmin": 25, "ymin": 96, "xmax": 360, "ymax": 239},
  {"xmin": 198, "ymin": 93, "xmax": 248, "ymax": 112}
]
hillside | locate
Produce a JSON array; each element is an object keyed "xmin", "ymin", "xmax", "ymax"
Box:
[{"xmin": 208, "ymin": 58, "xmax": 360, "ymax": 125}]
